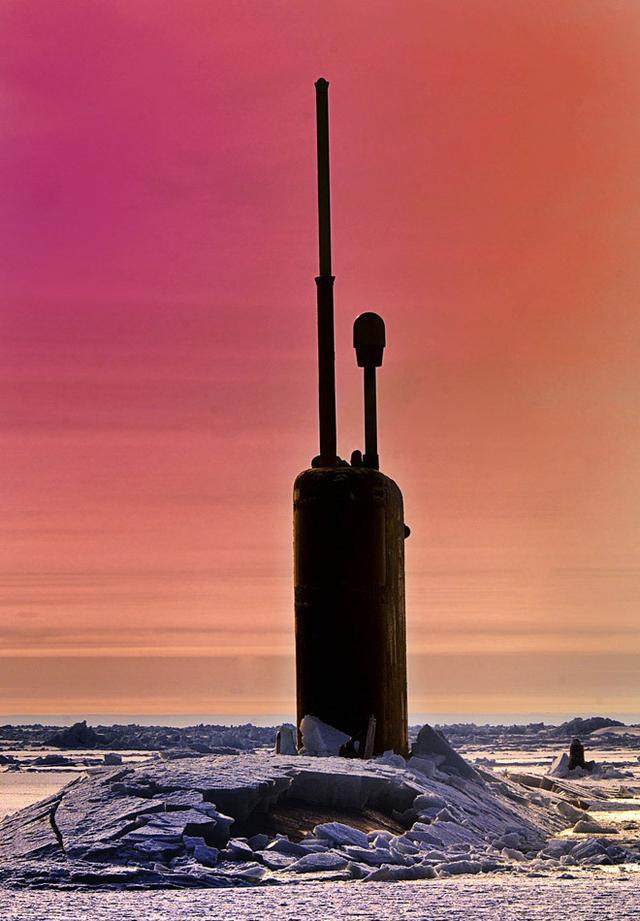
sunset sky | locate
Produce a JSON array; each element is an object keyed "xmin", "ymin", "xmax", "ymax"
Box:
[{"xmin": 2, "ymin": 1, "xmax": 639, "ymax": 722}]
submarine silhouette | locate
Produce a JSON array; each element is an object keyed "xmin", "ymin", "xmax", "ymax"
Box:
[{"xmin": 293, "ymin": 79, "xmax": 409, "ymax": 757}]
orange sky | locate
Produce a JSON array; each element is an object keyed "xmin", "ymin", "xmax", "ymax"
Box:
[{"xmin": 2, "ymin": 1, "xmax": 640, "ymax": 721}]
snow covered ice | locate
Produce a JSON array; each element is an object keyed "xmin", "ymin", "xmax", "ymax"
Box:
[{"xmin": 1, "ymin": 723, "xmax": 638, "ymax": 893}]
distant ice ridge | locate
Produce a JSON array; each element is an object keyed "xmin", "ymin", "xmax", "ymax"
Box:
[
  {"xmin": 1, "ymin": 721, "xmax": 637, "ymax": 890},
  {"xmin": 3, "ymin": 714, "xmax": 639, "ymax": 759}
]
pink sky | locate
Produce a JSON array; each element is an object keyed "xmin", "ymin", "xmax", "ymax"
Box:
[{"xmin": 2, "ymin": 1, "xmax": 640, "ymax": 719}]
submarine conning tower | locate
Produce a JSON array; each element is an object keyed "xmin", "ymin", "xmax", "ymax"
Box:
[{"xmin": 293, "ymin": 78, "xmax": 409, "ymax": 757}]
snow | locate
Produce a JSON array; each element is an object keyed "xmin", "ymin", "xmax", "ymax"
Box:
[
  {"xmin": 364, "ymin": 862, "xmax": 438, "ymax": 881},
  {"xmin": 4, "ymin": 877, "xmax": 640, "ymax": 920},
  {"xmin": 314, "ymin": 822, "xmax": 370, "ymax": 848},
  {"xmin": 290, "ymin": 851, "xmax": 348, "ymax": 873},
  {"xmin": 2, "ymin": 742, "xmax": 638, "ymax": 891},
  {"xmin": 299, "ymin": 716, "xmax": 351, "ymax": 755},
  {"xmin": 571, "ymin": 819, "xmax": 619, "ymax": 836},
  {"xmin": 1, "ymin": 721, "xmax": 638, "ymax": 902},
  {"xmin": 549, "ymin": 753, "xmax": 570, "ymax": 776},
  {"xmin": 411, "ymin": 725, "xmax": 479, "ymax": 780},
  {"xmin": 275, "ymin": 726, "xmax": 297, "ymax": 755}
]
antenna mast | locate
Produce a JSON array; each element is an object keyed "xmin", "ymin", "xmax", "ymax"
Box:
[{"xmin": 314, "ymin": 78, "xmax": 337, "ymax": 466}]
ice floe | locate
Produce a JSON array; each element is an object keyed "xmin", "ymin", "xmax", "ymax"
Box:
[{"xmin": 1, "ymin": 725, "xmax": 638, "ymax": 890}]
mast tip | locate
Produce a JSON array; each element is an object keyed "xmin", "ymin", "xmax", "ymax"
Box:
[{"xmin": 315, "ymin": 77, "xmax": 329, "ymax": 90}]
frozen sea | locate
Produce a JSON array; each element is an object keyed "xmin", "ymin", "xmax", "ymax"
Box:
[
  {"xmin": 2, "ymin": 724, "xmax": 639, "ymax": 920},
  {"xmin": 5, "ymin": 876, "xmax": 640, "ymax": 920},
  {"xmin": 0, "ymin": 772, "xmax": 79, "ymax": 822}
]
